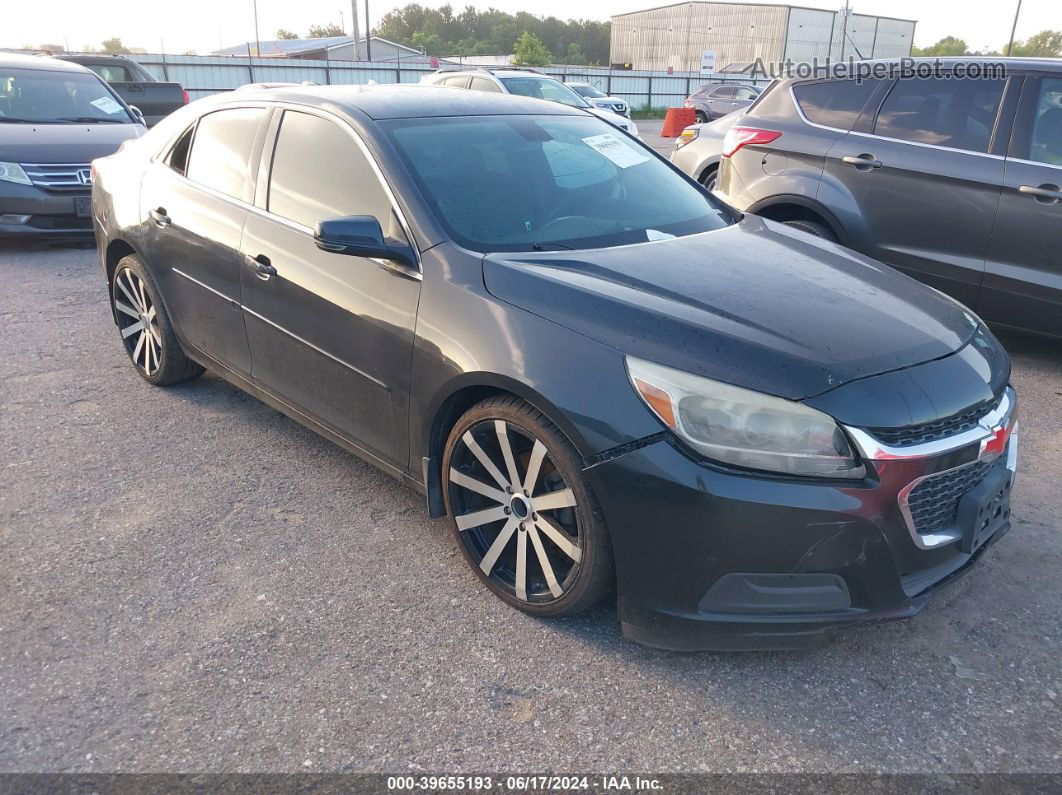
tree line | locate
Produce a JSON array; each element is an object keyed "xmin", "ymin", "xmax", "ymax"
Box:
[{"xmin": 913, "ymin": 30, "xmax": 1062, "ymax": 57}]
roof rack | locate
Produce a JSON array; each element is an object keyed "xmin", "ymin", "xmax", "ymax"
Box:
[
  {"xmin": 430, "ymin": 65, "xmax": 547, "ymax": 76},
  {"xmin": 484, "ymin": 66, "xmax": 545, "ymax": 75}
]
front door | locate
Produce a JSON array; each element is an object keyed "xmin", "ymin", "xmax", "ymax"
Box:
[
  {"xmin": 981, "ymin": 73, "xmax": 1062, "ymax": 336},
  {"xmin": 141, "ymin": 107, "xmax": 269, "ymax": 376},
  {"xmin": 239, "ymin": 108, "xmax": 420, "ymax": 467},
  {"xmin": 821, "ymin": 74, "xmax": 1009, "ymax": 308}
]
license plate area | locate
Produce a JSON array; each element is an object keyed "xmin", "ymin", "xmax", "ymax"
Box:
[
  {"xmin": 956, "ymin": 461, "xmax": 1013, "ymax": 554},
  {"xmin": 74, "ymin": 196, "xmax": 91, "ymax": 218}
]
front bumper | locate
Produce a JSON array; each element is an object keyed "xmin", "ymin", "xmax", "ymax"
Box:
[
  {"xmin": 0, "ymin": 182, "xmax": 93, "ymax": 238},
  {"xmin": 585, "ymin": 391, "xmax": 1017, "ymax": 651}
]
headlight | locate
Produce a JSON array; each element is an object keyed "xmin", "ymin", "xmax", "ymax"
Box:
[
  {"xmin": 674, "ymin": 126, "xmax": 700, "ymax": 150},
  {"xmin": 626, "ymin": 356, "xmax": 865, "ymax": 479},
  {"xmin": 0, "ymin": 162, "xmax": 32, "ymax": 186}
]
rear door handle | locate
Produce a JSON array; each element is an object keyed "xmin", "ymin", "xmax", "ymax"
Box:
[
  {"xmin": 1018, "ymin": 184, "xmax": 1062, "ymax": 203},
  {"xmin": 244, "ymin": 253, "xmax": 277, "ymax": 281},
  {"xmin": 842, "ymin": 154, "xmax": 883, "ymax": 171},
  {"xmin": 149, "ymin": 207, "xmax": 170, "ymax": 227}
]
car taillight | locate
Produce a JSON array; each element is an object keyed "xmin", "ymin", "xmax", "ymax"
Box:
[
  {"xmin": 722, "ymin": 127, "xmax": 782, "ymax": 158},
  {"xmin": 182, "ymin": 89, "xmax": 190, "ymax": 104},
  {"xmin": 684, "ymin": 97, "xmax": 693, "ymax": 107}
]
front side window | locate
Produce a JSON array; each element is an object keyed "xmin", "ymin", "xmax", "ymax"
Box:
[
  {"xmin": 185, "ymin": 107, "xmax": 264, "ymax": 202},
  {"xmin": 874, "ymin": 76, "xmax": 1006, "ymax": 153},
  {"xmin": 385, "ymin": 114, "xmax": 731, "ymax": 252},
  {"xmin": 793, "ymin": 78, "xmax": 882, "ymax": 130},
  {"xmin": 734, "ymin": 86, "xmax": 759, "ymax": 101},
  {"xmin": 89, "ymin": 64, "xmax": 133, "ymax": 82},
  {"xmin": 1026, "ymin": 77, "xmax": 1062, "ymax": 166},
  {"xmin": 498, "ymin": 77, "xmax": 589, "ymax": 108},
  {"xmin": 0, "ymin": 67, "xmax": 133, "ymax": 124},
  {"xmin": 267, "ymin": 110, "xmax": 398, "ymax": 235},
  {"xmin": 711, "ymin": 86, "xmax": 736, "ymax": 98}
]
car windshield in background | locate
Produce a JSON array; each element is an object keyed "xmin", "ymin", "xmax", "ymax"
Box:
[
  {"xmin": 0, "ymin": 68, "xmax": 132, "ymax": 124},
  {"xmin": 386, "ymin": 115, "xmax": 731, "ymax": 252},
  {"xmin": 571, "ymin": 84, "xmax": 606, "ymax": 99},
  {"xmin": 498, "ymin": 77, "xmax": 589, "ymax": 108}
]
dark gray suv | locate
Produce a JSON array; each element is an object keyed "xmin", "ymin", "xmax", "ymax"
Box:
[{"xmin": 713, "ymin": 58, "xmax": 1062, "ymax": 338}]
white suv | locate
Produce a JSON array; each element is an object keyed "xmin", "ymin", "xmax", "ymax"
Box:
[{"xmin": 421, "ymin": 68, "xmax": 640, "ymax": 138}]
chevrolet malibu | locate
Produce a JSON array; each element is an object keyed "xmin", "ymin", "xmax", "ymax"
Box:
[{"xmin": 91, "ymin": 85, "xmax": 1018, "ymax": 650}]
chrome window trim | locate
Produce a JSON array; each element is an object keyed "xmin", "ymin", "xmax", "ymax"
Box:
[
  {"xmin": 1006, "ymin": 156, "xmax": 1062, "ymax": 172},
  {"xmin": 847, "ymin": 129, "xmax": 1005, "ymax": 159},
  {"xmin": 844, "ymin": 388, "xmax": 1014, "ymax": 461}
]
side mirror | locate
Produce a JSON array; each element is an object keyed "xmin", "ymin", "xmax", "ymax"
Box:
[
  {"xmin": 128, "ymin": 105, "xmax": 146, "ymax": 125},
  {"xmin": 314, "ymin": 215, "xmax": 416, "ymax": 268}
]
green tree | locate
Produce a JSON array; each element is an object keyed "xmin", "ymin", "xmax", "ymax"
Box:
[
  {"xmin": 512, "ymin": 31, "xmax": 552, "ymax": 66},
  {"xmin": 276, "ymin": 29, "xmax": 299, "ymax": 40},
  {"xmin": 566, "ymin": 42, "xmax": 584, "ymax": 64},
  {"xmin": 100, "ymin": 37, "xmax": 128, "ymax": 53},
  {"xmin": 307, "ymin": 23, "xmax": 345, "ymax": 38},
  {"xmin": 411, "ymin": 30, "xmax": 443, "ymax": 55},
  {"xmin": 912, "ymin": 36, "xmax": 968, "ymax": 56},
  {"xmin": 1008, "ymin": 30, "xmax": 1062, "ymax": 57}
]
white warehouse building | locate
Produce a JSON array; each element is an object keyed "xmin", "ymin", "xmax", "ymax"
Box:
[{"xmin": 610, "ymin": 2, "xmax": 916, "ymax": 73}]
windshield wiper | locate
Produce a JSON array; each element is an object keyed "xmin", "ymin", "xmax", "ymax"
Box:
[
  {"xmin": 0, "ymin": 117, "xmax": 42, "ymax": 123},
  {"xmin": 53, "ymin": 116, "xmax": 128, "ymax": 124},
  {"xmin": 531, "ymin": 241, "xmax": 574, "ymax": 251}
]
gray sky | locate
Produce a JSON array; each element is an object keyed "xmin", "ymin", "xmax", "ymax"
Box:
[{"xmin": 4, "ymin": 0, "xmax": 1058, "ymax": 55}]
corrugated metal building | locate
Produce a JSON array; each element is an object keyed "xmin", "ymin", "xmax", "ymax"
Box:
[
  {"xmin": 213, "ymin": 36, "xmax": 427, "ymax": 63},
  {"xmin": 610, "ymin": 2, "xmax": 916, "ymax": 73}
]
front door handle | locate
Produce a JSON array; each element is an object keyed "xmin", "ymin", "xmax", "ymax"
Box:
[
  {"xmin": 149, "ymin": 207, "xmax": 170, "ymax": 227},
  {"xmin": 244, "ymin": 253, "xmax": 277, "ymax": 281},
  {"xmin": 842, "ymin": 154, "xmax": 883, "ymax": 171},
  {"xmin": 1018, "ymin": 183, "xmax": 1062, "ymax": 204}
]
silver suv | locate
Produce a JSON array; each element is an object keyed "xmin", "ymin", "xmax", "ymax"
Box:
[{"xmin": 421, "ymin": 68, "xmax": 640, "ymax": 138}]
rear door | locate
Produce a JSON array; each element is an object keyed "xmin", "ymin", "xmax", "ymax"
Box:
[
  {"xmin": 239, "ymin": 108, "xmax": 421, "ymax": 467},
  {"xmin": 981, "ymin": 72, "xmax": 1062, "ymax": 335},
  {"xmin": 820, "ymin": 73, "xmax": 1010, "ymax": 307},
  {"xmin": 140, "ymin": 106, "xmax": 269, "ymax": 375}
]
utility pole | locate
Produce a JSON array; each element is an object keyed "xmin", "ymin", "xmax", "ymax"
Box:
[
  {"xmin": 1006, "ymin": 0, "xmax": 1023, "ymax": 56},
  {"xmin": 350, "ymin": 0, "xmax": 361, "ymax": 59},
  {"xmin": 839, "ymin": 0, "xmax": 850, "ymax": 61},
  {"xmin": 252, "ymin": 0, "xmax": 261, "ymax": 57},
  {"xmin": 365, "ymin": 0, "xmax": 372, "ymax": 61}
]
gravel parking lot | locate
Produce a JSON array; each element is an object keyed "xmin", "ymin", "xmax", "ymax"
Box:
[{"xmin": 1, "ymin": 232, "xmax": 1060, "ymax": 775}]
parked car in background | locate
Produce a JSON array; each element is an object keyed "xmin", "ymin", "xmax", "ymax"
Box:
[
  {"xmin": 565, "ymin": 81, "xmax": 630, "ymax": 117},
  {"xmin": 56, "ymin": 54, "xmax": 188, "ymax": 127},
  {"xmin": 685, "ymin": 82, "xmax": 762, "ymax": 123},
  {"xmin": 421, "ymin": 67, "xmax": 639, "ymax": 137},
  {"xmin": 715, "ymin": 57, "xmax": 1062, "ymax": 338},
  {"xmin": 670, "ymin": 109, "xmax": 744, "ymax": 191},
  {"xmin": 0, "ymin": 53, "xmax": 145, "ymax": 239},
  {"xmin": 93, "ymin": 84, "xmax": 1016, "ymax": 651}
]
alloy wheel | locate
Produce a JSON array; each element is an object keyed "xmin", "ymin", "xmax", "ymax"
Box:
[
  {"xmin": 113, "ymin": 267, "xmax": 162, "ymax": 377},
  {"xmin": 448, "ymin": 419, "xmax": 583, "ymax": 604}
]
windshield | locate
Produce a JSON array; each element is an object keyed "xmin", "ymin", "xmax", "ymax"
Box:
[
  {"xmin": 571, "ymin": 84, "xmax": 606, "ymax": 99},
  {"xmin": 385, "ymin": 115, "xmax": 732, "ymax": 252},
  {"xmin": 499, "ymin": 77, "xmax": 589, "ymax": 108},
  {"xmin": 0, "ymin": 67, "xmax": 133, "ymax": 124}
]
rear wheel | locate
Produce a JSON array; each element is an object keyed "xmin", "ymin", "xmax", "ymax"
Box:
[
  {"xmin": 442, "ymin": 396, "xmax": 614, "ymax": 617},
  {"xmin": 782, "ymin": 219, "xmax": 837, "ymax": 242},
  {"xmin": 111, "ymin": 255, "xmax": 204, "ymax": 386},
  {"xmin": 700, "ymin": 166, "xmax": 719, "ymax": 192}
]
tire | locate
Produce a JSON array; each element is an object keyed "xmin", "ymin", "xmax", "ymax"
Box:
[
  {"xmin": 442, "ymin": 395, "xmax": 614, "ymax": 617},
  {"xmin": 694, "ymin": 111, "xmax": 708, "ymax": 124},
  {"xmin": 781, "ymin": 219, "xmax": 838, "ymax": 242},
  {"xmin": 700, "ymin": 167, "xmax": 718, "ymax": 192},
  {"xmin": 111, "ymin": 254, "xmax": 204, "ymax": 386}
]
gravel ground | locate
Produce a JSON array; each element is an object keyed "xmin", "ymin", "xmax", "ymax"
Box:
[{"xmin": 1, "ymin": 239, "xmax": 1060, "ymax": 775}]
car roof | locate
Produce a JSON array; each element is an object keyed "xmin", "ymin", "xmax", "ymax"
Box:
[
  {"xmin": 0, "ymin": 52, "xmax": 94, "ymax": 73},
  {"xmin": 232, "ymin": 83, "xmax": 589, "ymax": 120},
  {"xmin": 787, "ymin": 55, "xmax": 1062, "ymax": 82}
]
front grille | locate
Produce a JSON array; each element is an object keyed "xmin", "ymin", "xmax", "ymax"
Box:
[
  {"xmin": 21, "ymin": 163, "xmax": 92, "ymax": 191},
  {"xmin": 869, "ymin": 396, "xmax": 999, "ymax": 448},
  {"xmin": 906, "ymin": 458, "xmax": 995, "ymax": 536}
]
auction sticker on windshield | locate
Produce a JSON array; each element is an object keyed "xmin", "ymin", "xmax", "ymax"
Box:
[
  {"xmin": 90, "ymin": 96, "xmax": 124, "ymax": 115},
  {"xmin": 582, "ymin": 134, "xmax": 649, "ymax": 168}
]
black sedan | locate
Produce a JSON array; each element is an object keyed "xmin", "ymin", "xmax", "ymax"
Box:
[{"xmin": 91, "ymin": 85, "xmax": 1018, "ymax": 650}]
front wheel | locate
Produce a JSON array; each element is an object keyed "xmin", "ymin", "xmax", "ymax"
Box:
[
  {"xmin": 442, "ymin": 396, "xmax": 614, "ymax": 617},
  {"xmin": 111, "ymin": 254, "xmax": 204, "ymax": 386},
  {"xmin": 695, "ymin": 111, "xmax": 708, "ymax": 124}
]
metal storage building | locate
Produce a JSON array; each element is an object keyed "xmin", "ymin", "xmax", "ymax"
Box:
[{"xmin": 610, "ymin": 2, "xmax": 916, "ymax": 73}]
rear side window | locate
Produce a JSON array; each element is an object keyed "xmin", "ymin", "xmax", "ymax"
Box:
[
  {"xmin": 166, "ymin": 123, "xmax": 194, "ymax": 175},
  {"xmin": 267, "ymin": 110, "xmax": 397, "ymax": 233},
  {"xmin": 712, "ymin": 86, "xmax": 736, "ymax": 98},
  {"xmin": 469, "ymin": 77, "xmax": 501, "ymax": 93},
  {"xmin": 1027, "ymin": 77, "xmax": 1062, "ymax": 166},
  {"xmin": 442, "ymin": 76, "xmax": 469, "ymax": 88},
  {"xmin": 873, "ymin": 76, "xmax": 1006, "ymax": 153},
  {"xmin": 186, "ymin": 108, "xmax": 265, "ymax": 202},
  {"xmin": 793, "ymin": 79, "xmax": 882, "ymax": 130},
  {"xmin": 89, "ymin": 64, "xmax": 133, "ymax": 82}
]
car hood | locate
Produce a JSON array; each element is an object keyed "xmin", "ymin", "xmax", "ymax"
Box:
[
  {"xmin": 0, "ymin": 122, "xmax": 145, "ymax": 163},
  {"xmin": 482, "ymin": 216, "xmax": 979, "ymax": 400}
]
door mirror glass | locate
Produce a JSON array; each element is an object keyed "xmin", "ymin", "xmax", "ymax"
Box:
[{"xmin": 314, "ymin": 215, "xmax": 416, "ymax": 267}]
